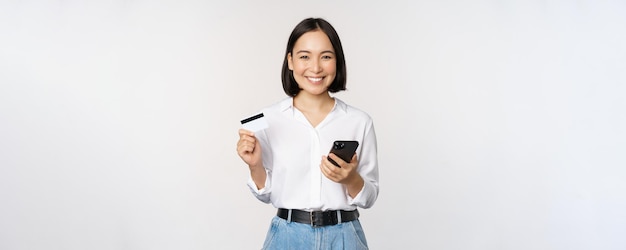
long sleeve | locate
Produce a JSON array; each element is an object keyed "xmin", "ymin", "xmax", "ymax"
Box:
[
  {"xmin": 247, "ymin": 170, "xmax": 272, "ymax": 203},
  {"xmin": 246, "ymin": 126, "xmax": 274, "ymax": 204},
  {"xmin": 348, "ymin": 120, "xmax": 379, "ymax": 208}
]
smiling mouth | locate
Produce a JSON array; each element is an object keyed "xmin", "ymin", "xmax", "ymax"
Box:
[{"xmin": 306, "ymin": 77, "xmax": 324, "ymax": 82}]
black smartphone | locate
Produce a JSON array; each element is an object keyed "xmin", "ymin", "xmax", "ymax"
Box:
[{"xmin": 327, "ymin": 140, "xmax": 359, "ymax": 168}]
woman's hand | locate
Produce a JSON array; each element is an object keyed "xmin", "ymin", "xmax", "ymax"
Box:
[
  {"xmin": 237, "ymin": 129, "xmax": 266, "ymax": 189},
  {"xmin": 237, "ymin": 129, "xmax": 262, "ymax": 169},
  {"xmin": 320, "ymin": 153, "xmax": 364, "ymax": 198}
]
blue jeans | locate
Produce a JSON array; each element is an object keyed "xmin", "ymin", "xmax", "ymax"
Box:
[{"xmin": 262, "ymin": 216, "xmax": 369, "ymax": 250}]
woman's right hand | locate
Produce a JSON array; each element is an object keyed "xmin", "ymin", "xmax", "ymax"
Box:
[{"xmin": 237, "ymin": 129, "xmax": 263, "ymax": 169}]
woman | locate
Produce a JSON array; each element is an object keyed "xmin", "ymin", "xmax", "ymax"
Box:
[{"xmin": 237, "ymin": 17, "xmax": 379, "ymax": 250}]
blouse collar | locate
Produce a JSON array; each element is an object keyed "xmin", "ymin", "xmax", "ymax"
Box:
[{"xmin": 279, "ymin": 97, "xmax": 347, "ymax": 114}]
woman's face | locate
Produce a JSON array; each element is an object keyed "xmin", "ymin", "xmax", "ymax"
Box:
[{"xmin": 288, "ymin": 30, "xmax": 337, "ymax": 97}]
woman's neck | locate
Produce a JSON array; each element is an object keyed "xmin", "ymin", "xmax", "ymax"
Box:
[{"xmin": 293, "ymin": 92, "xmax": 334, "ymax": 113}]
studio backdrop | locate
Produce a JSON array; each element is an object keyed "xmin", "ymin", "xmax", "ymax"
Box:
[{"xmin": 1, "ymin": 1, "xmax": 625, "ymax": 250}]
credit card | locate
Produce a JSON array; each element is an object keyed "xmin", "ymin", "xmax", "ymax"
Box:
[{"xmin": 240, "ymin": 113, "xmax": 268, "ymax": 132}]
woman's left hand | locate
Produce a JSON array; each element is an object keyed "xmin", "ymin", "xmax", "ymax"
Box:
[{"xmin": 321, "ymin": 154, "xmax": 365, "ymax": 198}]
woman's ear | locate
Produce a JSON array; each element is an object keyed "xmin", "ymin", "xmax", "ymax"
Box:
[{"xmin": 287, "ymin": 52, "xmax": 293, "ymax": 70}]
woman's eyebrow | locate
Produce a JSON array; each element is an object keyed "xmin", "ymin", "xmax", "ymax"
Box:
[{"xmin": 295, "ymin": 50, "xmax": 335, "ymax": 54}]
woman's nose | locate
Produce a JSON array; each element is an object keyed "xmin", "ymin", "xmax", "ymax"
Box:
[{"xmin": 311, "ymin": 59, "xmax": 322, "ymax": 73}]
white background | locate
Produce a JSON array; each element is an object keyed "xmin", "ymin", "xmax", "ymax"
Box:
[{"xmin": 1, "ymin": 1, "xmax": 625, "ymax": 249}]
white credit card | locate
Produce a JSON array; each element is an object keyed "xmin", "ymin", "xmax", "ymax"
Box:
[{"xmin": 240, "ymin": 113, "xmax": 268, "ymax": 132}]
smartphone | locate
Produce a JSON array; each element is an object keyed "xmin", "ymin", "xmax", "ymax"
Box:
[{"xmin": 327, "ymin": 140, "xmax": 359, "ymax": 168}]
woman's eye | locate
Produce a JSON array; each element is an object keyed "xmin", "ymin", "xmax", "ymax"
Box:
[
  {"xmin": 322, "ymin": 55, "xmax": 333, "ymax": 60},
  {"xmin": 299, "ymin": 55, "xmax": 309, "ymax": 60}
]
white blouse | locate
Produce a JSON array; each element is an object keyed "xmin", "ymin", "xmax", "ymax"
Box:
[{"xmin": 246, "ymin": 97, "xmax": 379, "ymax": 211}]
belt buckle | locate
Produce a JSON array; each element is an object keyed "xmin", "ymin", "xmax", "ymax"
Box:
[{"xmin": 310, "ymin": 211, "xmax": 324, "ymax": 227}]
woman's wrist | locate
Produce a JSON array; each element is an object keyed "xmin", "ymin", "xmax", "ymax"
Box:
[
  {"xmin": 249, "ymin": 163, "xmax": 264, "ymax": 172},
  {"xmin": 249, "ymin": 164, "xmax": 267, "ymax": 190},
  {"xmin": 345, "ymin": 174, "xmax": 364, "ymax": 198}
]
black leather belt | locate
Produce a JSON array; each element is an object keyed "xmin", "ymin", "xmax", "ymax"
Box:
[{"xmin": 277, "ymin": 208, "xmax": 359, "ymax": 227}]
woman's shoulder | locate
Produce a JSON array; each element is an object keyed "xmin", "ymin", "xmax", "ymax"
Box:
[
  {"xmin": 261, "ymin": 97, "xmax": 292, "ymax": 112},
  {"xmin": 335, "ymin": 98, "xmax": 373, "ymax": 121},
  {"xmin": 250, "ymin": 98, "xmax": 293, "ymax": 121}
]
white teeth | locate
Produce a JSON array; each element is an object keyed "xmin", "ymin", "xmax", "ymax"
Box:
[{"xmin": 308, "ymin": 77, "xmax": 322, "ymax": 82}]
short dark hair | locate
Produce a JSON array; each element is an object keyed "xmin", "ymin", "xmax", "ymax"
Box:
[{"xmin": 281, "ymin": 18, "xmax": 347, "ymax": 97}]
